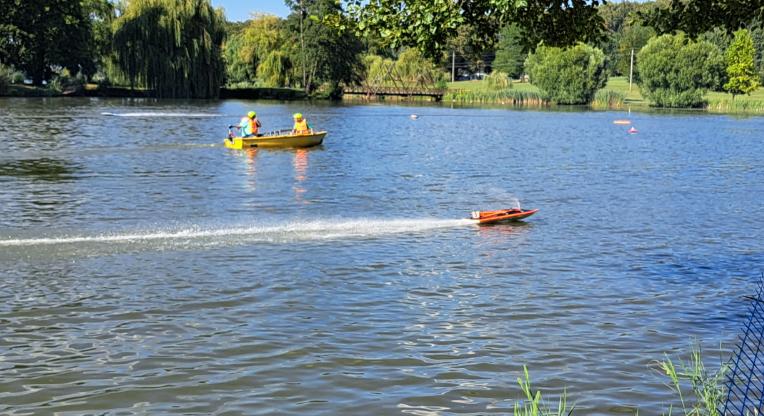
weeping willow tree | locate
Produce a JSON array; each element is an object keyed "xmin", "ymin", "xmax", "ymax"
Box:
[
  {"xmin": 361, "ymin": 50, "xmax": 447, "ymax": 88},
  {"xmin": 112, "ymin": 0, "xmax": 226, "ymax": 98},
  {"xmin": 258, "ymin": 50, "xmax": 293, "ymax": 87}
]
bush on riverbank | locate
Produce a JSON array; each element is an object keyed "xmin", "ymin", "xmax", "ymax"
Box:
[
  {"xmin": 637, "ymin": 33, "xmax": 725, "ymax": 108},
  {"xmin": 524, "ymin": 43, "xmax": 608, "ymax": 105},
  {"xmin": 0, "ymin": 64, "xmax": 24, "ymax": 95}
]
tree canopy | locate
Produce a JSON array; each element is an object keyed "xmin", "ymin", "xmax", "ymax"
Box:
[
  {"xmin": 724, "ymin": 29, "xmax": 761, "ymax": 97},
  {"xmin": 111, "ymin": 0, "xmax": 226, "ymax": 98},
  {"xmin": 0, "ymin": 0, "xmax": 107, "ymax": 85},
  {"xmin": 637, "ymin": 33, "xmax": 725, "ymax": 107},
  {"xmin": 641, "ymin": 0, "xmax": 764, "ymax": 36},
  {"xmin": 285, "ymin": 0, "xmax": 363, "ymax": 96},
  {"xmin": 340, "ymin": 0, "xmax": 605, "ymax": 59}
]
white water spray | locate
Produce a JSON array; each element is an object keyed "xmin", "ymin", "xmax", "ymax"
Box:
[
  {"xmin": 0, "ymin": 218, "xmax": 475, "ymax": 248},
  {"xmin": 101, "ymin": 112, "xmax": 221, "ymax": 118}
]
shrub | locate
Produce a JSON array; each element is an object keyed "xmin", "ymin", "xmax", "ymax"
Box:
[
  {"xmin": 485, "ymin": 71, "xmax": 512, "ymax": 90},
  {"xmin": 50, "ymin": 68, "xmax": 86, "ymax": 93},
  {"xmin": 637, "ymin": 33, "xmax": 725, "ymax": 108},
  {"xmin": 524, "ymin": 43, "xmax": 608, "ymax": 105}
]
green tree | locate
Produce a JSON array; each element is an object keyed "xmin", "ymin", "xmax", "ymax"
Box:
[
  {"xmin": 724, "ymin": 29, "xmax": 761, "ymax": 98},
  {"xmin": 340, "ymin": 0, "xmax": 605, "ymax": 59},
  {"xmin": 222, "ymin": 20, "xmax": 252, "ymax": 86},
  {"xmin": 241, "ymin": 14, "xmax": 285, "ymax": 83},
  {"xmin": 524, "ymin": 43, "xmax": 608, "ymax": 105},
  {"xmin": 361, "ymin": 50, "xmax": 446, "ymax": 88},
  {"xmin": 111, "ymin": 0, "xmax": 226, "ymax": 98},
  {"xmin": 285, "ymin": 0, "xmax": 363, "ymax": 97},
  {"xmin": 492, "ymin": 24, "xmax": 526, "ymax": 78},
  {"xmin": 749, "ymin": 21, "xmax": 764, "ymax": 83},
  {"xmin": 699, "ymin": 27, "xmax": 732, "ymax": 53},
  {"xmin": 446, "ymin": 25, "xmax": 492, "ymax": 76},
  {"xmin": 0, "ymin": 0, "xmax": 97, "ymax": 85},
  {"xmin": 614, "ymin": 23, "xmax": 655, "ymax": 77},
  {"xmin": 223, "ymin": 31, "xmax": 251, "ymax": 86},
  {"xmin": 641, "ymin": 0, "xmax": 764, "ymax": 36},
  {"xmin": 637, "ymin": 33, "xmax": 725, "ymax": 107}
]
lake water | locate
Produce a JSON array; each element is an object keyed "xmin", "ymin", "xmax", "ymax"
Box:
[{"xmin": 1, "ymin": 97, "xmax": 762, "ymax": 415}]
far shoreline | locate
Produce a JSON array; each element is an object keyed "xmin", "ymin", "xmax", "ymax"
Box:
[{"xmin": 3, "ymin": 81, "xmax": 764, "ymax": 117}]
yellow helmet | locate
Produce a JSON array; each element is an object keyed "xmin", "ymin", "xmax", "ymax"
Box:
[
  {"xmin": 293, "ymin": 113, "xmax": 303, "ymax": 119},
  {"xmin": 247, "ymin": 111, "xmax": 256, "ymax": 118}
]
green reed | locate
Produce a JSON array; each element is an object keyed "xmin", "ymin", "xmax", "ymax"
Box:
[
  {"xmin": 705, "ymin": 97, "xmax": 764, "ymax": 113},
  {"xmin": 592, "ymin": 90, "xmax": 626, "ymax": 109},
  {"xmin": 444, "ymin": 89, "xmax": 547, "ymax": 106},
  {"xmin": 658, "ymin": 343, "xmax": 728, "ymax": 416},
  {"xmin": 513, "ymin": 366, "xmax": 574, "ymax": 416}
]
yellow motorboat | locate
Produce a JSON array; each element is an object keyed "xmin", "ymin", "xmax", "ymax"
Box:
[{"xmin": 224, "ymin": 129, "xmax": 326, "ymax": 149}]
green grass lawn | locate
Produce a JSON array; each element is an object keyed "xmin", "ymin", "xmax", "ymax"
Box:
[
  {"xmin": 448, "ymin": 76, "xmax": 764, "ymax": 112},
  {"xmin": 599, "ymin": 76, "xmax": 647, "ymax": 106}
]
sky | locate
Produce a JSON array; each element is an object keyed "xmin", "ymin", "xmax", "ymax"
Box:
[{"xmin": 211, "ymin": 0, "xmax": 291, "ymax": 21}]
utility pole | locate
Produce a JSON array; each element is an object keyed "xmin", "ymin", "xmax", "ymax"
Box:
[
  {"xmin": 629, "ymin": 48, "xmax": 634, "ymax": 92},
  {"xmin": 451, "ymin": 50, "xmax": 455, "ymax": 83}
]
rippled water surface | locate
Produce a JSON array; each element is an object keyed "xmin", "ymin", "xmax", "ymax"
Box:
[{"xmin": 1, "ymin": 97, "xmax": 763, "ymax": 415}]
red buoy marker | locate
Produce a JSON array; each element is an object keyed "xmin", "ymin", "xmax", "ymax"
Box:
[{"xmin": 628, "ymin": 126, "xmax": 638, "ymax": 134}]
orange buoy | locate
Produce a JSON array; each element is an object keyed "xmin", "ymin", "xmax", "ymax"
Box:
[{"xmin": 614, "ymin": 119, "xmax": 632, "ymax": 125}]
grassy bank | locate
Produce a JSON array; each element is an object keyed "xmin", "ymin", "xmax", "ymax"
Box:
[
  {"xmin": 447, "ymin": 76, "xmax": 764, "ymax": 114},
  {"xmin": 2, "ymin": 84, "xmax": 56, "ymax": 97}
]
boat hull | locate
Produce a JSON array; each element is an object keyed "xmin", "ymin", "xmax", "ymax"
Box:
[
  {"xmin": 470, "ymin": 208, "xmax": 539, "ymax": 224},
  {"xmin": 224, "ymin": 131, "xmax": 326, "ymax": 149}
]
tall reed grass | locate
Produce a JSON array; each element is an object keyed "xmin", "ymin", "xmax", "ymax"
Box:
[
  {"xmin": 445, "ymin": 89, "xmax": 547, "ymax": 106},
  {"xmin": 658, "ymin": 343, "xmax": 728, "ymax": 416},
  {"xmin": 592, "ymin": 90, "xmax": 626, "ymax": 109},
  {"xmin": 513, "ymin": 366, "xmax": 573, "ymax": 416},
  {"xmin": 706, "ymin": 98, "xmax": 764, "ymax": 113}
]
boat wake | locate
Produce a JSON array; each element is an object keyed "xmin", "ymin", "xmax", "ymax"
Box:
[
  {"xmin": 101, "ymin": 112, "xmax": 221, "ymax": 118},
  {"xmin": 0, "ymin": 218, "xmax": 475, "ymax": 252}
]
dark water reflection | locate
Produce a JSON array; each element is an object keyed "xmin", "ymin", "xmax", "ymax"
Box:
[{"xmin": 0, "ymin": 97, "xmax": 763, "ymax": 415}]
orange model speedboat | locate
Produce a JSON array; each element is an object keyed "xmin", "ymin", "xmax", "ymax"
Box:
[{"xmin": 470, "ymin": 208, "xmax": 539, "ymax": 224}]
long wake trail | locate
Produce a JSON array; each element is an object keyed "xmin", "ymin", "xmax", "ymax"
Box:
[{"xmin": 0, "ymin": 218, "xmax": 475, "ymax": 248}]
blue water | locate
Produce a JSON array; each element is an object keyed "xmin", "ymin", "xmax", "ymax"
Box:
[{"xmin": 1, "ymin": 97, "xmax": 762, "ymax": 414}]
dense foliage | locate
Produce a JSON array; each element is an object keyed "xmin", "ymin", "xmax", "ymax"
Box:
[
  {"xmin": 524, "ymin": 43, "xmax": 607, "ymax": 104},
  {"xmin": 362, "ymin": 49, "xmax": 447, "ymax": 88},
  {"xmin": 285, "ymin": 0, "xmax": 363, "ymax": 96},
  {"xmin": 340, "ymin": 0, "xmax": 605, "ymax": 59},
  {"xmin": 641, "ymin": 0, "xmax": 764, "ymax": 36},
  {"xmin": 1, "ymin": 0, "xmax": 762, "ymax": 106},
  {"xmin": 0, "ymin": 0, "xmax": 108, "ymax": 85},
  {"xmin": 111, "ymin": 0, "xmax": 226, "ymax": 98},
  {"xmin": 492, "ymin": 24, "xmax": 526, "ymax": 78},
  {"xmin": 724, "ymin": 29, "xmax": 761, "ymax": 97},
  {"xmin": 637, "ymin": 33, "xmax": 725, "ymax": 107}
]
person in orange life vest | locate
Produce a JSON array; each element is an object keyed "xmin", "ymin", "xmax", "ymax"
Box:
[
  {"xmin": 238, "ymin": 111, "xmax": 261, "ymax": 137},
  {"xmin": 291, "ymin": 113, "xmax": 312, "ymax": 135}
]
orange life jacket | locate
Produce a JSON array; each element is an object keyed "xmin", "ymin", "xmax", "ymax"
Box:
[{"xmin": 240, "ymin": 117, "xmax": 260, "ymax": 136}]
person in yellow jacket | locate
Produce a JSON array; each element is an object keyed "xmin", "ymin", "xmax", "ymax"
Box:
[
  {"xmin": 291, "ymin": 113, "xmax": 312, "ymax": 135},
  {"xmin": 234, "ymin": 111, "xmax": 261, "ymax": 137}
]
